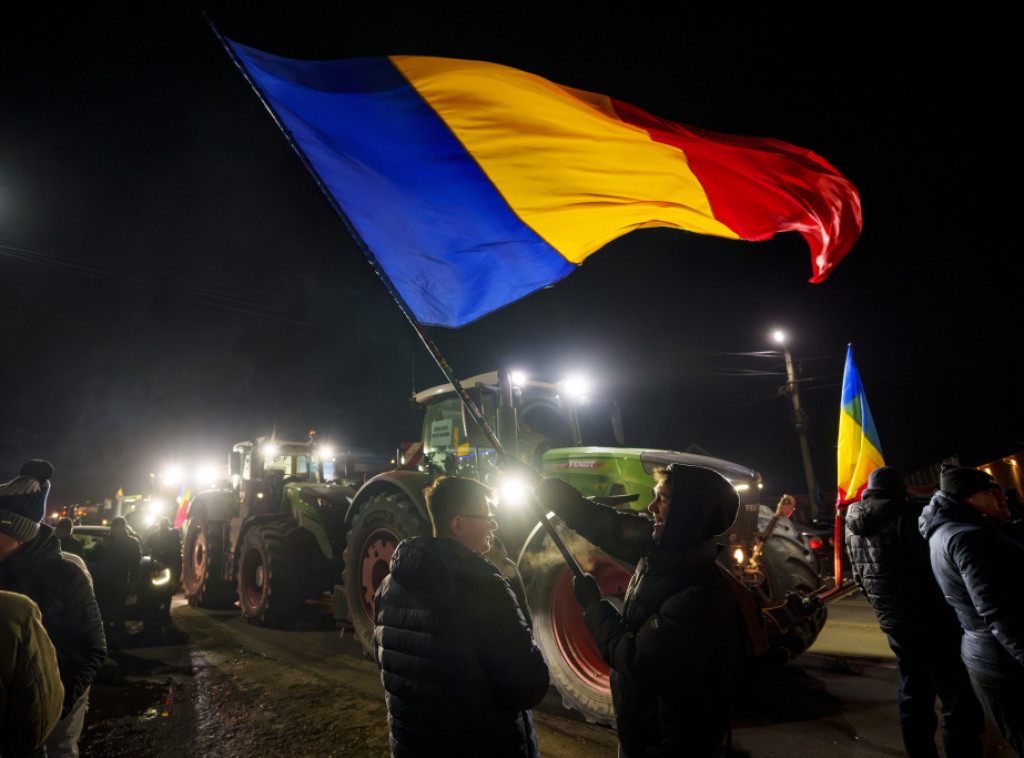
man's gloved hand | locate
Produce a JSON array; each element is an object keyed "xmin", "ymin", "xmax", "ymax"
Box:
[{"xmin": 573, "ymin": 572, "xmax": 602, "ymax": 608}]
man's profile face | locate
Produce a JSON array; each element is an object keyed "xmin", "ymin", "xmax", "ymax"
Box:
[
  {"xmin": 965, "ymin": 488, "xmax": 1011, "ymax": 522},
  {"xmin": 450, "ymin": 495, "xmax": 496, "ymax": 554}
]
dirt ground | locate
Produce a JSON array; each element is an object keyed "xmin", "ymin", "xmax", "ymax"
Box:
[
  {"xmin": 78, "ymin": 597, "xmax": 616, "ymax": 757},
  {"xmin": 77, "ymin": 593, "xmax": 1017, "ymax": 757},
  {"xmin": 80, "ymin": 603, "xmax": 393, "ymax": 757}
]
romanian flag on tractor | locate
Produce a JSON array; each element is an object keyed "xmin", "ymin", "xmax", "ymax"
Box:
[
  {"xmin": 173, "ymin": 483, "xmax": 191, "ymax": 529},
  {"xmin": 221, "ymin": 40, "xmax": 863, "ymax": 327},
  {"xmin": 835, "ymin": 345, "xmax": 885, "ymax": 582}
]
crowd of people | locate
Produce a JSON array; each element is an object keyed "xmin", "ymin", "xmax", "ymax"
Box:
[
  {"xmin": 845, "ymin": 463, "xmax": 1023, "ymax": 757},
  {"xmin": 373, "ymin": 460, "xmax": 1024, "ymax": 758},
  {"xmin": 2, "ymin": 453, "xmax": 1022, "ymax": 757},
  {"xmin": 0, "ymin": 460, "xmax": 183, "ymax": 757}
]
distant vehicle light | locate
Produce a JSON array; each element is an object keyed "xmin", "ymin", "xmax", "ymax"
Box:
[
  {"xmin": 160, "ymin": 466, "xmax": 184, "ymax": 487},
  {"xmin": 195, "ymin": 465, "xmax": 221, "ymax": 487},
  {"xmin": 318, "ymin": 444, "xmax": 334, "ymax": 460}
]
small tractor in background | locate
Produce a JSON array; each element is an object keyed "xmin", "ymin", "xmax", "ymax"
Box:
[
  {"xmin": 181, "ymin": 434, "xmax": 379, "ymax": 626},
  {"xmin": 340, "ymin": 370, "xmax": 826, "ymax": 724}
]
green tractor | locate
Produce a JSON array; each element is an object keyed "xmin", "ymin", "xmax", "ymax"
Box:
[
  {"xmin": 342, "ymin": 371, "xmax": 826, "ymax": 725},
  {"xmin": 182, "ymin": 435, "xmax": 362, "ymax": 626}
]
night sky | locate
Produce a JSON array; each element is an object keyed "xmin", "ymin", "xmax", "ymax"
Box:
[{"xmin": 2, "ymin": 4, "xmax": 1020, "ymax": 507}]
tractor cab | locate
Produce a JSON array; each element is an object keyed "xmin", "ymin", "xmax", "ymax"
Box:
[{"xmin": 414, "ymin": 370, "xmax": 624, "ymax": 480}]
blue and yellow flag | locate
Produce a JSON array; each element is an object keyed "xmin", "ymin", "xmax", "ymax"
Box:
[
  {"xmin": 224, "ymin": 40, "xmax": 862, "ymax": 327},
  {"xmin": 836, "ymin": 346, "xmax": 884, "ymax": 505}
]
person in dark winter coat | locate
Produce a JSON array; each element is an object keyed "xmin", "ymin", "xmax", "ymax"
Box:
[
  {"xmin": 87, "ymin": 516, "xmax": 142, "ymax": 649},
  {"xmin": 0, "ymin": 460, "xmax": 107, "ymax": 758},
  {"xmin": 373, "ymin": 476, "xmax": 549, "ymax": 758},
  {"xmin": 145, "ymin": 517, "xmax": 182, "ymax": 588},
  {"xmin": 845, "ymin": 466, "xmax": 983, "ymax": 757},
  {"xmin": 0, "ymin": 590, "xmax": 64, "ymax": 758},
  {"xmin": 920, "ymin": 464, "xmax": 1024, "ymax": 757},
  {"xmin": 534, "ymin": 463, "xmax": 743, "ymax": 757},
  {"xmin": 54, "ymin": 518, "xmax": 84, "ymax": 558}
]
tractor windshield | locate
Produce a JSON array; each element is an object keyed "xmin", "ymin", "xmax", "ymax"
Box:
[
  {"xmin": 263, "ymin": 448, "xmax": 320, "ymax": 482},
  {"xmin": 420, "ymin": 383, "xmax": 620, "ymax": 473}
]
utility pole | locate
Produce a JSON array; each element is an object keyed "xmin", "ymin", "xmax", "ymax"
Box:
[{"xmin": 773, "ymin": 330, "xmax": 819, "ymax": 520}]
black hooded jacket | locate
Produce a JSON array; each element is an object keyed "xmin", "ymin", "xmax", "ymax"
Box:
[
  {"xmin": 535, "ymin": 465, "xmax": 742, "ymax": 758},
  {"xmin": 0, "ymin": 524, "xmax": 107, "ymax": 715},
  {"xmin": 919, "ymin": 491, "xmax": 1024, "ymax": 679},
  {"xmin": 372, "ymin": 535, "xmax": 549, "ymax": 757},
  {"xmin": 845, "ymin": 491, "xmax": 956, "ymax": 636}
]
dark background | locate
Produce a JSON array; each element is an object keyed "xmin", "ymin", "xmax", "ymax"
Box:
[{"xmin": 2, "ymin": 4, "xmax": 1020, "ymax": 507}]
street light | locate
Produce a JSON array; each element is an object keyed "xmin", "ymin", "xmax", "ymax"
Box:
[{"xmin": 772, "ymin": 329, "xmax": 820, "ymax": 519}]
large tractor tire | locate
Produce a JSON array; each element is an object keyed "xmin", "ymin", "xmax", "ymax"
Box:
[
  {"xmin": 182, "ymin": 505, "xmax": 234, "ymax": 608},
  {"xmin": 755, "ymin": 506, "xmax": 828, "ymax": 658},
  {"xmin": 522, "ymin": 532, "xmax": 633, "ymax": 727},
  {"xmin": 342, "ymin": 490, "xmax": 429, "ymax": 654},
  {"xmin": 238, "ymin": 523, "xmax": 304, "ymax": 627}
]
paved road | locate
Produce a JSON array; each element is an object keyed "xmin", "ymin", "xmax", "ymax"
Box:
[{"xmin": 80, "ymin": 593, "xmax": 1012, "ymax": 757}]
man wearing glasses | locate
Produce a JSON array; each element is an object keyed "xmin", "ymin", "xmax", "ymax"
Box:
[{"xmin": 373, "ymin": 476, "xmax": 549, "ymax": 757}]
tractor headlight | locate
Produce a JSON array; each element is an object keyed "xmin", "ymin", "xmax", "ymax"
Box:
[
  {"xmin": 495, "ymin": 475, "xmax": 532, "ymax": 509},
  {"xmin": 733, "ymin": 548, "xmax": 746, "ymax": 565},
  {"xmin": 151, "ymin": 568, "xmax": 172, "ymax": 586}
]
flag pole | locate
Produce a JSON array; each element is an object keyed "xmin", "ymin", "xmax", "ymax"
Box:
[{"xmin": 209, "ymin": 17, "xmax": 584, "ymax": 579}]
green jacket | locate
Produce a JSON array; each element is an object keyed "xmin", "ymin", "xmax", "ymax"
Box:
[{"xmin": 0, "ymin": 590, "xmax": 64, "ymax": 757}]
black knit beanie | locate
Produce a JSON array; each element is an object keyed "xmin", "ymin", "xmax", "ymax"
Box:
[
  {"xmin": 864, "ymin": 466, "xmax": 907, "ymax": 497},
  {"xmin": 939, "ymin": 464, "xmax": 999, "ymax": 500},
  {"xmin": 0, "ymin": 460, "xmax": 54, "ymax": 543}
]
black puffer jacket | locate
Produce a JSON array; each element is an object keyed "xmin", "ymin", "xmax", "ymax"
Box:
[
  {"xmin": 919, "ymin": 491, "xmax": 1024, "ymax": 679},
  {"xmin": 845, "ymin": 492, "xmax": 956, "ymax": 635},
  {"xmin": 373, "ymin": 536, "xmax": 549, "ymax": 757},
  {"xmin": 0, "ymin": 524, "xmax": 107, "ymax": 715},
  {"xmin": 536, "ymin": 465, "xmax": 742, "ymax": 758}
]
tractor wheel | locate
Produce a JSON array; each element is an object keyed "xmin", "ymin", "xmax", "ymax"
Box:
[
  {"xmin": 523, "ymin": 533, "xmax": 632, "ymax": 727},
  {"xmin": 342, "ymin": 490, "xmax": 429, "ymax": 655},
  {"xmin": 238, "ymin": 523, "xmax": 303, "ymax": 627},
  {"xmin": 756, "ymin": 506, "xmax": 828, "ymax": 658},
  {"xmin": 182, "ymin": 506, "xmax": 233, "ymax": 608}
]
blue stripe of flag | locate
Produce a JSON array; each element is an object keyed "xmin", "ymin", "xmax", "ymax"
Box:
[
  {"xmin": 840, "ymin": 346, "xmax": 883, "ymax": 455},
  {"xmin": 227, "ymin": 42, "xmax": 574, "ymax": 327}
]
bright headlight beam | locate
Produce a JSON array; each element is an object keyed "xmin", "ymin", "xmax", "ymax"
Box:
[
  {"xmin": 160, "ymin": 466, "xmax": 183, "ymax": 487},
  {"xmin": 497, "ymin": 476, "xmax": 531, "ymax": 508},
  {"xmin": 151, "ymin": 568, "xmax": 172, "ymax": 586},
  {"xmin": 561, "ymin": 374, "xmax": 591, "ymax": 401}
]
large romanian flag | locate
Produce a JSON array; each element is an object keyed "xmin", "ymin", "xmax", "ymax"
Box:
[
  {"xmin": 836, "ymin": 346, "xmax": 884, "ymax": 505},
  {"xmin": 225, "ymin": 40, "xmax": 862, "ymax": 327}
]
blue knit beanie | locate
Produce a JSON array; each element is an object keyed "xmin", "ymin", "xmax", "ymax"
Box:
[{"xmin": 0, "ymin": 460, "xmax": 54, "ymax": 543}]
